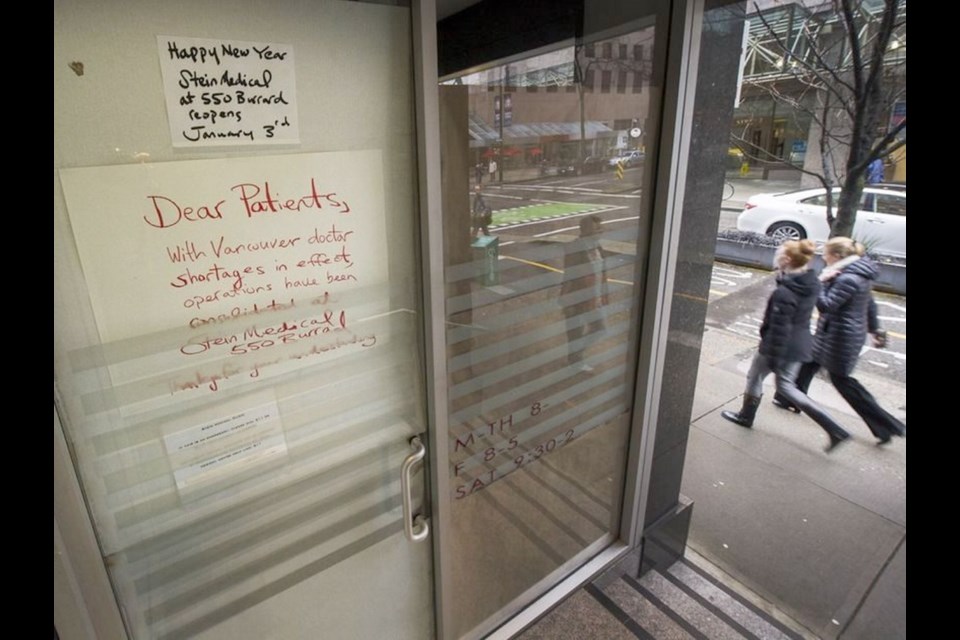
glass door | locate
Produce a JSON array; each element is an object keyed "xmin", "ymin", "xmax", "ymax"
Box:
[
  {"xmin": 54, "ymin": 1, "xmax": 433, "ymax": 639},
  {"xmin": 435, "ymin": 7, "xmax": 667, "ymax": 638}
]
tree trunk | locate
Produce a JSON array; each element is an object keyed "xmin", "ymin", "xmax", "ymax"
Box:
[{"xmin": 832, "ymin": 174, "xmax": 863, "ymax": 238}]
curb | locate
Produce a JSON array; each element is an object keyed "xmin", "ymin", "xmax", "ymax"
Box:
[{"xmin": 713, "ymin": 238, "xmax": 906, "ymax": 296}]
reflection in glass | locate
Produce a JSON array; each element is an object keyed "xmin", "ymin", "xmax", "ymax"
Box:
[{"xmin": 440, "ymin": 25, "xmax": 659, "ymax": 637}]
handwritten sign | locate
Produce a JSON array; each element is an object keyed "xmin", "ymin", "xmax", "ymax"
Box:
[
  {"xmin": 157, "ymin": 35, "xmax": 299, "ymax": 147},
  {"xmin": 59, "ymin": 151, "xmax": 387, "ymax": 410}
]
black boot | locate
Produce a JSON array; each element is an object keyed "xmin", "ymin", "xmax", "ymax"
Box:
[
  {"xmin": 825, "ymin": 431, "xmax": 850, "ymax": 452},
  {"xmin": 722, "ymin": 394, "xmax": 762, "ymax": 428},
  {"xmin": 772, "ymin": 392, "xmax": 800, "ymax": 413}
]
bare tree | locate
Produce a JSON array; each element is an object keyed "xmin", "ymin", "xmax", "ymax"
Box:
[{"xmin": 733, "ymin": 0, "xmax": 906, "ymax": 237}]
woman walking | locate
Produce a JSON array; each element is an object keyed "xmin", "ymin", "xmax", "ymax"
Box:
[
  {"xmin": 772, "ymin": 237, "xmax": 906, "ymax": 445},
  {"xmin": 722, "ymin": 239, "xmax": 851, "ymax": 452}
]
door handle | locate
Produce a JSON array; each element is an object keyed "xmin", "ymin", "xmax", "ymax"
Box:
[{"xmin": 401, "ymin": 435, "xmax": 429, "ymax": 542}]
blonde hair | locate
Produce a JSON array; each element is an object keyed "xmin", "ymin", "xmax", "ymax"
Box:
[
  {"xmin": 824, "ymin": 236, "xmax": 866, "ymax": 260},
  {"xmin": 779, "ymin": 239, "xmax": 816, "ymax": 270}
]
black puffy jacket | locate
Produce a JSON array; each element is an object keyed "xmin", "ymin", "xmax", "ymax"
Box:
[
  {"xmin": 811, "ymin": 257, "xmax": 880, "ymax": 376},
  {"xmin": 758, "ymin": 269, "xmax": 819, "ymax": 365}
]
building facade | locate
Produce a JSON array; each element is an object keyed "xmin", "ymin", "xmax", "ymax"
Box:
[
  {"xmin": 732, "ymin": 0, "xmax": 907, "ymax": 183},
  {"xmin": 54, "ymin": 1, "xmax": 745, "ymax": 638}
]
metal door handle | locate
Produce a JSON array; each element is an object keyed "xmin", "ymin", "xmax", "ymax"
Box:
[{"xmin": 401, "ymin": 435, "xmax": 429, "ymax": 542}]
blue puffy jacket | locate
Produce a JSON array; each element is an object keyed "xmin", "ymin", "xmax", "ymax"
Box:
[{"xmin": 811, "ymin": 257, "xmax": 880, "ymax": 376}]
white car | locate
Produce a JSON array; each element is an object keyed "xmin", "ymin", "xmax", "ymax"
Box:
[
  {"xmin": 736, "ymin": 184, "xmax": 906, "ymax": 257},
  {"xmin": 607, "ymin": 150, "xmax": 644, "ymax": 168}
]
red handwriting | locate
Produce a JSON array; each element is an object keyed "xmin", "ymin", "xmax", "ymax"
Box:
[
  {"xmin": 231, "ymin": 179, "xmax": 350, "ymax": 217},
  {"xmin": 188, "ymin": 298, "xmax": 297, "ymax": 328},
  {"xmin": 145, "ymin": 195, "xmax": 225, "ymax": 229},
  {"xmin": 179, "ymin": 311, "xmax": 348, "ymax": 356},
  {"xmin": 171, "ymin": 329, "xmax": 377, "ymax": 393},
  {"xmin": 144, "ymin": 182, "xmax": 352, "ymax": 229},
  {"xmin": 167, "ymin": 228, "xmax": 352, "ymax": 265},
  {"xmin": 182, "ymin": 283, "xmax": 274, "ymax": 310},
  {"xmin": 295, "ymin": 247, "xmax": 353, "ymax": 269},
  {"xmin": 310, "ymin": 226, "xmax": 354, "ymax": 244},
  {"xmin": 170, "ymin": 263, "xmax": 266, "ymax": 290},
  {"xmin": 210, "ymin": 234, "xmax": 302, "ymax": 258}
]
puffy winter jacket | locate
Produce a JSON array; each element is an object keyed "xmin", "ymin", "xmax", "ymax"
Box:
[
  {"xmin": 758, "ymin": 269, "xmax": 819, "ymax": 365},
  {"xmin": 811, "ymin": 256, "xmax": 880, "ymax": 376}
]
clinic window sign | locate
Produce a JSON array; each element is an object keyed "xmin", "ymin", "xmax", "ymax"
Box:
[{"xmin": 157, "ymin": 35, "xmax": 301, "ymax": 147}]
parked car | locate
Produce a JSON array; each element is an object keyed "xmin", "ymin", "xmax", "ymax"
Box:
[
  {"xmin": 579, "ymin": 155, "xmax": 607, "ymax": 174},
  {"xmin": 736, "ymin": 184, "xmax": 906, "ymax": 257},
  {"xmin": 539, "ymin": 159, "xmax": 576, "ymax": 177},
  {"xmin": 607, "ymin": 149, "xmax": 645, "ymax": 169}
]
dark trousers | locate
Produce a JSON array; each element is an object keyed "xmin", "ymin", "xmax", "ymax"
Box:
[
  {"xmin": 792, "ymin": 362, "xmax": 906, "ymax": 440},
  {"xmin": 746, "ymin": 355, "xmax": 849, "ymax": 440}
]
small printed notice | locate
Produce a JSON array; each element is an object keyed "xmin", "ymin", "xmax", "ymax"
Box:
[
  {"xmin": 163, "ymin": 400, "xmax": 286, "ymax": 491},
  {"xmin": 157, "ymin": 35, "xmax": 299, "ymax": 147}
]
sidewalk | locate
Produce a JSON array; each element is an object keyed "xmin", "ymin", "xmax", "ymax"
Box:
[
  {"xmin": 722, "ymin": 177, "xmax": 804, "ymax": 212},
  {"xmin": 679, "ymin": 275, "xmax": 906, "ymax": 639},
  {"xmin": 519, "ymin": 268, "xmax": 906, "ymax": 639}
]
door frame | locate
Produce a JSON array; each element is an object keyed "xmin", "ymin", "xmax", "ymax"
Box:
[
  {"xmin": 413, "ymin": 0, "xmax": 706, "ymax": 638},
  {"xmin": 54, "ymin": 406, "xmax": 128, "ymax": 640}
]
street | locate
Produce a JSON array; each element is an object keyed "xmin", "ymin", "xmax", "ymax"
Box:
[{"xmin": 476, "ymin": 169, "xmax": 906, "ymax": 389}]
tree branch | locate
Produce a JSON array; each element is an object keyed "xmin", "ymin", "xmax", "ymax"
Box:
[
  {"xmin": 752, "ymin": 6, "xmax": 854, "ymax": 104},
  {"xmin": 840, "ymin": 0, "xmax": 865, "ymax": 96}
]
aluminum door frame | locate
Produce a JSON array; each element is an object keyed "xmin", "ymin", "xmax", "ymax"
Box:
[{"xmin": 411, "ymin": 0, "xmax": 707, "ymax": 638}]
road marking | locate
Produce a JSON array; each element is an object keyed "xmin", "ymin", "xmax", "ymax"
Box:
[
  {"xmin": 499, "ymin": 255, "xmax": 563, "ymax": 273},
  {"xmin": 571, "ymin": 180, "xmax": 607, "ymax": 188},
  {"xmin": 498, "ymin": 255, "xmax": 634, "ymax": 287},
  {"xmin": 676, "ymin": 292, "xmax": 708, "ymax": 303},
  {"xmin": 502, "ymin": 184, "xmax": 643, "ymax": 199},
  {"xmin": 876, "ymin": 300, "xmax": 906, "ymax": 312}
]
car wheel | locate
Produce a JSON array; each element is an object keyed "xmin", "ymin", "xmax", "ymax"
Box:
[{"xmin": 767, "ymin": 222, "xmax": 806, "ymax": 243}]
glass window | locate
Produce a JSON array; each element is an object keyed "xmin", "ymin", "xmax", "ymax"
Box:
[
  {"xmin": 55, "ymin": 3, "xmax": 430, "ymax": 639},
  {"xmin": 438, "ymin": 23, "xmax": 662, "ymax": 638},
  {"xmin": 801, "ymin": 194, "xmax": 829, "ymax": 206},
  {"xmin": 875, "ymin": 193, "xmax": 906, "ymax": 216}
]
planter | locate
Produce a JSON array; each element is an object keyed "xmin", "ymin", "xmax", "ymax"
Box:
[{"xmin": 713, "ymin": 237, "xmax": 906, "ymax": 296}]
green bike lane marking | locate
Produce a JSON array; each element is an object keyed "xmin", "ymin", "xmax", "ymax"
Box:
[{"xmin": 490, "ymin": 202, "xmax": 613, "ymax": 227}]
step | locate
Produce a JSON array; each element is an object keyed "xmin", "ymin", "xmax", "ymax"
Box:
[{"xmin": 516, "ymin": 555, "xmax": 813, "ymax": 640}]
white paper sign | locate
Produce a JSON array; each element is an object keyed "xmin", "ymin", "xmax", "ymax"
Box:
[
  {"xmin": 59, "ymin": 151, "xmax": 388, "ymax": 407},
  {"xmin": 163, "ymin": 399, "xmax": 286, "ymax": 491},
  {"xmin": 157, "ymin": 35, "xmax": 299, "ymax": 147}
]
